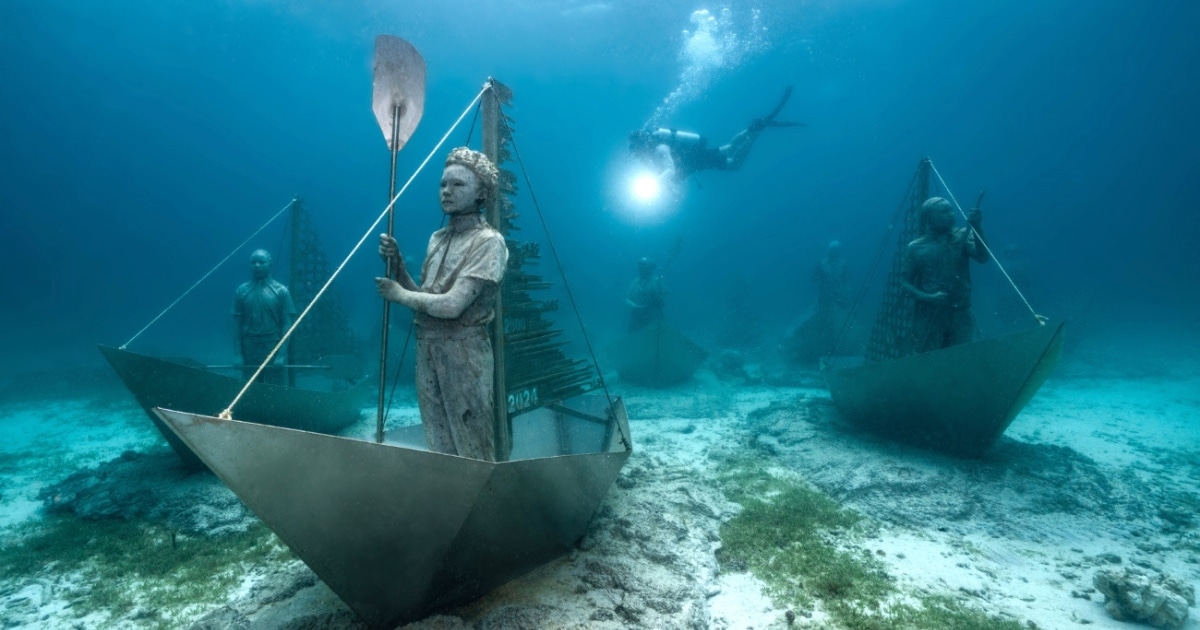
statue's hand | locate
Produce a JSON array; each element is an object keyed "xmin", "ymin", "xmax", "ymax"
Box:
[
  {"xmin": 376, "ymin": 277, "xmax": 404, "ymax": 302},
  {"xmin": 967, "ymin": 208, "xmax": 982, "ymax": 226},
  {"xmin": 379, "ymin": 234, "xmax": 402, "ymax": 261}
]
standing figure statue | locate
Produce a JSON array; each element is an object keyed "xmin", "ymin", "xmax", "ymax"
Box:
[
  {"xmin": 814, "ymin": 240, "xmax": 849, "ymax": 317},
  {"xmin": 901, "ymin": 197, "xmax": 989, "ymax": 354},
  {"xmin": 232, "ymin": 249, "xmax": 296, "ymax": 385},
  {"xmin": 782, "ymin": 240, "xmax": 850, "ymax": 364},
  {"xmin": 626, "ymin": 257, "xmax": 666, "ymax": 333},
  {"xmin": 376, "ymin": 147, "xmax": 509, "ymax": 462},
  {"xmin": 810, "ymin": 239, "xmax": 850, "ymax": 353}
]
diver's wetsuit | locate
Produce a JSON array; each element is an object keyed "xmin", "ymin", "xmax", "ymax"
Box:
[
  {"xmin": 632, "ymin": 86, "xmax": 798, "ymax": 181},
  {"xmin": 642, "ymin": 129, "xmax": 730, "ymax": 173}
]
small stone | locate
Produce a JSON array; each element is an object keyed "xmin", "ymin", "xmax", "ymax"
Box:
[{"xmin": 1094, "ymin": 567, "xmax": 1193, "ymax": 630}]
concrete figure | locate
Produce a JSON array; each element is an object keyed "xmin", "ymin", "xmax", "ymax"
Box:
[
  {"xmin": 232, "ymin": 249, "xmax": 296, "ymax": 385},
  {"xmin": 783, "ymin": 240, "xmax": 851, "ymax": 364},
  {"xmin": 901, "ymin": 197, "xmax": 989, "ymax": 353},
  {"xmin": 626, "ymin": 257, "xmax": 666, "ymax": 333},
  {"xmin": 376, "ymin": 147, "xmax": 509, "ymax": 461},
  {"xmin": 814, "ymin": 240, "xmax": 848, "ymax": 312}
]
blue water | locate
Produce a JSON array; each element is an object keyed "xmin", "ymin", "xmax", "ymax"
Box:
[
  {"xmin": 2, "ymin": 3, "xmax": 1199, "ymax": 627},
  {"xmin": 2, "ymin": 0, "xmax": 1197, "ymax": 372}
]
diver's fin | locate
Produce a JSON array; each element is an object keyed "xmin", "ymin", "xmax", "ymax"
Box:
[{"xmin": 763, "ymin": 85, "xmax": 793, "ymax": 123}]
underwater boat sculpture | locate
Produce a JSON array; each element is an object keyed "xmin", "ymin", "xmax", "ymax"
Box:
[
  {"xmin": 822, "ymin": 159, "xmax": 1064, "ymax": 457},
  {"xmin": 606, "ymin": 322, "xmax": 708, "ymax": 387},
  {"xmin": 156, "ymin": 52, "xmax": 631, "ymax": 628},
  {"xmin": 100, "ymin": 198, "xmax": 368, "ymax": 469}
]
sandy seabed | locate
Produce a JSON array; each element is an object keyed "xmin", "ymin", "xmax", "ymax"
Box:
[{"xmin": 0, "ymin": 351, "xmax": 1196, "ymax": 630}]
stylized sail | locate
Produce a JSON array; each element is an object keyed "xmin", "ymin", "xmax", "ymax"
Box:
[
  {"xmin": 483, "ymin": 84, "xmax": 601, "ymax": 421},
  {"xmin": 285, "ymin": 199, "xmax": 362, "ymax": 369},
  {"xmin": 862, "ymin": 158, "xmax": 934, "ymax": 362}
]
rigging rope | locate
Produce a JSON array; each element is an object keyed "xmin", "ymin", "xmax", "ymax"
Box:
[
  {"xmin": 927, "ymin": 161, "xmax": 1047, "ymax": 326},
  {"xmin": 497, "ymin": 114, "xmax": 615, "ymax": 409},
  {"xmin": 121, "ymin": 198, "xmax": 297, "ymax": 349},
  {"xmin": 221, "ymin": 84, "xmax": 489, "ymax": 419},
  {"xmin": 464, "ymin": 99, "xmax": 482, "ymax": 147}
]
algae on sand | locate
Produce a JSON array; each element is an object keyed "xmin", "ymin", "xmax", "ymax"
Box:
[
  {"xmin": 715, "ymin": 458, "xmax": 1025, "ymax": 629},
  {"xmin": 0, "ymin": 513, "xmax": 292, "ymax": 626}
]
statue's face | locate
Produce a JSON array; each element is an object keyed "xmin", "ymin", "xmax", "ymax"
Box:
[
  {"xmin": 250, "ymin": 250, "xmax": 272, "ymax": 280},
  {"xmin": 440, "ymin": 164, "xmax": 483, "ymax": 215},
  {"xmin": 926, "ymin": 203, "xmax": 955, "ymax": 233}
]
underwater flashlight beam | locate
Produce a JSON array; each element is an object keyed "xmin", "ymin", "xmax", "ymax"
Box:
[{"xmin": 630, "ymin": 173, "xmax": 662, "ymax": 203}]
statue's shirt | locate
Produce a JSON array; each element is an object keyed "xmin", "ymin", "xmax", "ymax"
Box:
[
  {"xmin": 416, "ymin": 222, "xmax": 508, "ymax": 330},
  {"xmin": 903, "ymin": 227, "xmax": 983, "ymax": 309},
  {"xmin": 233, "ymin": 278, "xmax": 295, "ymax": 336}
]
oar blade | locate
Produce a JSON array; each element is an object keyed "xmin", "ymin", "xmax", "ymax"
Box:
[{"xmin": 372, "ymin": 35, "xmax": 426, "ymax": 152}]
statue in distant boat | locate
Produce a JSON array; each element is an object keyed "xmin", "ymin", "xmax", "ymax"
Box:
[
  {"xmin": 900, "ymin": 196, "xmax": 989, "ymax": 353},
  {"xmin": 626, "ymin": 256, "xmax": 666, "ymax": 333},
  {"xmin": 232, "ymin": 248, "xmax": 296, "ymax": 385},
  {"xmin": 782, "ymin": 240, "xmax": 851, "ymax": 365},
  {"xmin": 609, "ymin": 254, "xmax": 706, "ymax": 387},
  {"xmin": 814, "ymin": 240, "xmax": 849, "ymax": 315},
  {"xmin": 376, "ymin": 147, "xmax": 509, "ymax": 461}
]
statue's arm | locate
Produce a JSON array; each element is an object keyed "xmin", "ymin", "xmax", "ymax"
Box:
[
  {"xmin": 379, "ymin": 233, "xmax": 421, "ymax": 290},
  {"xmin": 900, "ymin": 248, "xmax": 946, "ymax": 303},
  {"xmin": 967, "ymin": 210, "xmax": 989, "ymax": 263},
  {"xmin": 377, "ymin": 277, "xmax": 485, "ymax": 320}
]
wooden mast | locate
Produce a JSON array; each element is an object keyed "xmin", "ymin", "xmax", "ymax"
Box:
[{"xmin": 482, "ymin": 79, "xmax": 512, "ymax": 461}]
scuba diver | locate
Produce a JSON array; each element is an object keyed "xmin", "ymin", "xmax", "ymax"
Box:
[{"xmin": 628, "ymin": 86, "xmax": 802, "ymax": 185}]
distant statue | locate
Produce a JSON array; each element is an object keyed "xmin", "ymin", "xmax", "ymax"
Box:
[
  {"xmin": 783, "ymin": 240, "xmax": 851, "ymax": 364},
  {"xmin": 376, "ymin": 147, "xmax": 509, "ymax": 462},
  {"xmin": 814, "ymin": 240, "xmax": 849, "ymax": 314},
  {"xmin": 626, "ymin": 257, "xmax": 666, "ymax": 332},
  {"xmin": 627, "ymin": 86, "xmax": 801, "ymax": 186},
  {"xmin": 232, "ymin": 249, "xmax": 296, "ymax": 385},
  {"xmin": 901, "ymin": 197, "xmax": 989, "ymax": 353}
]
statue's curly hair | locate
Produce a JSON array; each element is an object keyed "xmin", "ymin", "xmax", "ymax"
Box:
[
  {"xmin": 445, "ymin": 147, "xmax": 499, "ymax": 207},
  {"xmin": 918, "ymin": 196, "xmax": 952, "ymax": 232}
]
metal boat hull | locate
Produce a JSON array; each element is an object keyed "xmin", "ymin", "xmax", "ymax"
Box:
[
  {"xmin": 823, "ymin": 323, "xmax": 1065, "ymax": 457},
  {"xmin": 100, "ymin": 345, "xmax": 366, "ymax": 469},
  {"xmin": 606, "ymin": 323, "xmax": 707, "ymax": 387},
  {"xmin": 153, "ymin": 396, "xmax": 631, "ymax": 628}
]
